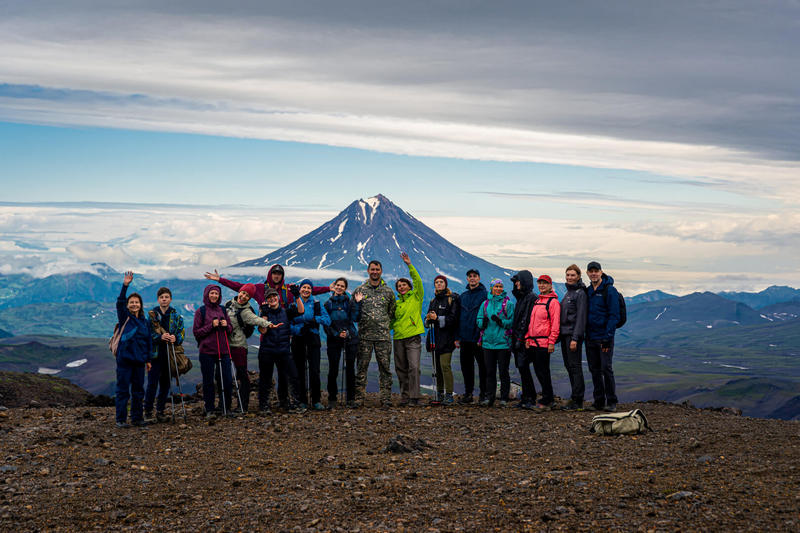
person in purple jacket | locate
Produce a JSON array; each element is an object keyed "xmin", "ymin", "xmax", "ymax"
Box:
[{"xmin": 193, "ymin": 284, "xmax": 234, "ymax": 419}]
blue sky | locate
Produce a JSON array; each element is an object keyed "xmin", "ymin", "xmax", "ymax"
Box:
[{"xmin": 1, "ymin": 1, "xmax": 798, "ymax": 293}]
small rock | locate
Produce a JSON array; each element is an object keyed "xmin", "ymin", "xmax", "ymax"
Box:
[
  {"xmin": 0, "ymin": 465, "xmax": 17, "ymax": 473},
  {"xmin": 720, "ymin": 407, "xmax": 742, "ymax": 416},
  {"xmin": 666, "ymin": 491, "xmax": 693, "ymax": 500},
  {"xmin": 308, "ymin": 518, "xmax": 321, "ymax": 526},
  {"xmin": 0, "ymin": 406, "xmax": 7, "ymax": 411},
  {"xmin": 29, "ymin": 400, "xmax": 41, "ymax": 408},
  {"xmin": 94, "ymin": 458, "xmax": 110, "ymax": 466},
  {"xmin": 687, "ymin": 438, "xmax": 702, "ymax": 450},
  {"xmin": 696, "ymin": 455, "xmax": 714, "ymax": 464}
]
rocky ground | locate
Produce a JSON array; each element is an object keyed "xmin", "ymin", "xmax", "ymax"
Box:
[{"xmin": 0, "ymin": 395, "xmax": 798, "ymax": 532}]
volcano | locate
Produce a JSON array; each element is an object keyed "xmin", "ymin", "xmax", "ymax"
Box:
[{"xmin": 233, "ymin": 194, "xmax": 513, "ymax": 288}]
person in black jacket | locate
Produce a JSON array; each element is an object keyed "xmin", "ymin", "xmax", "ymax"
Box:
[
  {"xmin": 257, "ymin": 288, "xmax": 306, "ymax": 414},
  {"xmin": 456, "ymin": 269, "xmax": 488, "ymax": 404},
  {"xmin": 324, "ymin": 277, "xmax": 362, "ymax": 408},
  {"xmin": 510, "ymin": 270, "xmax": 537, "ymax": 406},
  {"xmin": 559, "ymin": 264, "xmax": 588, "ymax": 410},
  {"xmin": 425, "ymin": 275, "xmax": 460, "ymax": 404}
]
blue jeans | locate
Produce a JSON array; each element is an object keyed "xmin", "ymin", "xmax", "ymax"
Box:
[
  {"xmin": 199, "ymin": 352, "xmax": 232, "ymax": 413},
  {"xmin": 115, "ymin": 358, "xmax": 146, "ymax": 423}
]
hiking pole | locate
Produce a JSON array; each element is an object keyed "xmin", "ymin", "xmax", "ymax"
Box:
[
  {"xmin": 429, "ymin": 325, "xmax": 439, "ymax": 404},
  {"xmin": 165, "ymin": 338, "xmax": 176, "ymax": 423},
  {"xmin": 169, "ymin": 342, "xmax": 187, "ymax": 421},
  {"xmin": 340, "ymin": 341, "xmax": 346, "ymax": 402},
  {"xmin": 215, "ymin": 330, "xmax": 228, "ymax": 416},
  {"xmin": 222, "ymin": 331, "xmax": 244, "ymax": 414}
]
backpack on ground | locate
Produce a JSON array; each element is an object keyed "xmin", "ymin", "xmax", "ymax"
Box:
[
  {"xmin": 590, "ymin": 409, "xmax": 651, "ymax": 435},
  {"xmin": 225, "ymin": 300, "xmax": 258, "ymax": 338},
  {"xmin": 108, "ymin": 317, "xmax": 130, "ymax": 356}
]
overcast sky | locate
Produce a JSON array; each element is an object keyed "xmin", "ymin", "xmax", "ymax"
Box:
[{"xmin": 0, "ymin": 1, "xmax": 798, "ymax": 293}]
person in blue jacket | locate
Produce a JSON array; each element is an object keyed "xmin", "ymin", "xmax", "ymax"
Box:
[
  {"xmin": 290, "ymin": 279, "xmax": 332, "ymax": 410},
  {"xmin": 585, "ymin": 261, "xmax": 621, "ymax": 412},
  {"xmin": 114, "ymin": 271, "xmax": 153, "ymax": 428},
  {"xmin": 324, "ymin": 277, "xmax": 362, "ymax": 408},
  {"xmin": 456, "ymin": 269, "xmax": 488, "ymax": 404}
]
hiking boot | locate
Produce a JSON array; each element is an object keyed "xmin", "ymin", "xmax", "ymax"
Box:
[
  {"xmin": 458, "ymin": 394, "xmax": 473, "ymax": 405},
  {"xmin": 156, "ymin": 412, "xmax": 169, "ymax": 423},
  {"xmin": 288, "ymin": 404, "xmax": 307, "ymax": 414},
  {"xmin": 604, "ymin": 403, "xmax": 617, "ymax": 412},
  {"xmin": 115, "ymin": 421, "xmax": 131, "ymax": 429},
  {"xmin": 205, "ymin": 411, "xmax": 218, "ymax": 421},
  {"xmin": 498, "ymin": 400, "xmax": 508, "ymax": 408},
  {"xmin": 144, "ymin": 410, "xmax": 154, "ymax": 421},
  {"xmin": 259, "ymin": 407, "xmax": 272, "ymax": 416},
  {"xmin": 132, "ymin": 420, "xmax": 149, "ymax": 428},
  {"xmin": 298, "ymin": 403, "xmax": 308, "ymax": 410},
  {"xmin": 443, "ymin": 393, "xmax": 455, "ymax": 405},
  {"xmin": 561, "ymin": 400, "xmax": 583, "ymax": 411},
  {"xmin": 328, "ymin": 400, "xmax": 338, "ymax": 409},
  {"xmin": 398, "ymin": 398, "xmax": 410, "ymax": 407},
  {"xmin": 519, "ymin": 402, "xmax": 534, "ymax": 410},
  {"xmin": 346, "ymin": 401, "xmax": 358, "ymax": 409},
  {"xmin": 534, "ymin": 402, "xmax": 553, "ymax": 412},
  {"xmin": 312, "ymin": 402, "xmax": 326, "ymax": 411},
  {"xmin": 585, "ymin": 403, "xmax": 603, "ymax": 412},
  {"xmin": 479, "ymin": 398, "xmax": 491, "ymax": 407},
  {"xmin": 380, "ymin": 401, "xmax": 392, "ymax": 410},
  {"xmin": 408, "ymin": 398, "xmax": 419, "ymax": 407}
]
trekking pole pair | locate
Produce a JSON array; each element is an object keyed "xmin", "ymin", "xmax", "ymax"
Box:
[
  {"xmin": 215, "ymin": 329, "xmax": 245, "ymax": 416},
  {"xmin": 165, "ymin": 341, "xmax": 187, "ymax": 422}
]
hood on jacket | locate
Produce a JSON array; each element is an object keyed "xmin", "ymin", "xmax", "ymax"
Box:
[
  {"xmin": 266, "ymin": 264, "xmax": 285, "ymax": 288},
  {"xmin": 593, "ymin": 273, "xmax": 614, "ymax": 290},
  {"xmin": 511, "ymin": 270, "xmax": 534, "ymax": 299},
  {"xmin": 203, "ymin": 284, "xmax": 223, "ymax": 308},
  {"xmin": 489, "ymin": 289, "xmax": 509, "ymax": 303}
]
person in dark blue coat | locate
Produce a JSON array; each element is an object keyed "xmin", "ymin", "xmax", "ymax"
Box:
[
  {"xmin": 585, "ymin": 261, "xmax": 621, "ymax": 412},
  {"xmin": 456, "ymin": 269, "xmax": 487, "ymax": 404},
  {"xmin": 257, "ymin": 287, "xmax": 306, "ymax": 414},
  {"xmin": 324, "ymin": 277, "xmax": 362, "ymax": 408},
  {"xmin": 114, "ymin": 271, "xmax": 153, "ymax": 428}
]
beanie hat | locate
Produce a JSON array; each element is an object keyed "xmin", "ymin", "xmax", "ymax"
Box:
[
  {"xmin": 241, "ymin": 283, "xmax": 256, "ymax": 298},
  {"xmin": 434, "ymin": 275, "xmax": 448, "ymax": 288},
  {"xmin": 299, "ymin": 279, "xmax": 313, "ymax": 290},
  {"xmin": 490, "ymin": 278, "xmax": 503, "ymax": 288}
]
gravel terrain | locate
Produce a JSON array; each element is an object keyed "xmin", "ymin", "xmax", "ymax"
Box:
[{"xmin": 0, "ymin": 398, "xmax": 798, "ymax": 532}]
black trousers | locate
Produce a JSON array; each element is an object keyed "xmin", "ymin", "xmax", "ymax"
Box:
[
  {"xmin": 585, "ymin": 339, "xmax": 617, "ymax": 407},
  {"xmin": 327, "ymin": 338, "xmax": 357, "ymax": 403},
  {"xmin": 291, "ymin": 335, "xmax": 322, "ymax": 405},
  {"xmin": 482, "ymin": 348, "xmax": 511, "ymax": 403},
  {"xmin": 559, "ymin": 335, "xmax": 585, "ymax": 404},
  {"xmin": 258, "ymin": 349, "xmax": 300, "ymax": 409},
  {"xmin": 460, "ymin": 340, "xmax": 485, "ymax": 397},
  {"xmin": 234, "ymin": 364, "xmax": 250, "ymax": 412},
  {"xmin": 519, "ymin": 346, "xmax": 554, "ymax": 405}
]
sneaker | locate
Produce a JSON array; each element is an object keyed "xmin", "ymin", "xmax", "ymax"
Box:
[
  {"xmin": 479, "ymin": 398, "xmax": 491, "ymax": 407},
  {"xmin": 205, "ymin": 411, "xmax": 218, "ymax": 421},
  {"xmin": 534, "ymin": 402, "xmax": 553, "ymax": 412},
  {"xmin": 132, "ymin": 420, "xmax": 149, "ymax": 428},
  {"xmin": 115, "ymin": 421, "xmax": 131, "ymax": 428},
  {"xmin": 498, "ymin": 400, "xmax": 508, "ymax": 408},
  {"xmin": 519, "ymin": 402, "xmax": 534, "ymax": 410},
  {"xmin": 380, "ymin": 401, "xmax": 392, "ymax": 410},
  {"xmin": 144, "ymin": 410, "xmax": 154, "ymax": 421},
  {"xmin": 561, "ymin": 400, "xmax": 583, "ymax": 411},
  {"xmin": 604, "ymin": 403, "xmax": 617, "ymax": 412},
  {"xmin": 156, "ymin": 412, "xmax": 169, "ymax": 423},
  {"xmin": 584, "ymin": 403, "xmax": 603, "ymax": 412},
  {"xmin": 408, "ymin": 398, "xmax": 419, "ymax": 406},
  {"xmin": 288, "ymin": 404, "xmax": 307, "ymax": 414},
  {"xmin": 457, "ymin": 394, "xmax": 473, "ymax": 405},
  {"xmin": 258, "ymin": 407, "xmax": 272, "ymax": 416},
  {"xmin": 443, "ymin": 393, "xmax": 454, "ymax": 405},
  {"xmin": 312, "ymin": 402, "xmax": 326, "ymax": 411}
]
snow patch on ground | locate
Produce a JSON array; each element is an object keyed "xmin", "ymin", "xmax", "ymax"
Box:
[
  {"xmin": 330, "ymin": 218, "xmax": 347, "ymax": 243},
  {"xmin": 654, "ymin": 307, "xmax": 667, "ymax": 320},
  {"xmin": 66, "ymin": 359, "xmax": 88, "ymax": 368},
  {"xmin": 37, "ymin": 367, "xmax": 61, "ymax": 375},
  {"xmin": 318, "ymin": 252, "xmax": 328, "ymax": 269}
]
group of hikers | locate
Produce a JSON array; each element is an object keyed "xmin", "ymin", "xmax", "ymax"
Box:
[{"xmin": 111, "ymin": 255, "xmax": 622, "ymax": 428}]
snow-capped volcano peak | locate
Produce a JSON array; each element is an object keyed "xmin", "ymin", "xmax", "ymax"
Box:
[{"xmin": 233, "ymin": 194, "xmax": 511, "ymax": 288}]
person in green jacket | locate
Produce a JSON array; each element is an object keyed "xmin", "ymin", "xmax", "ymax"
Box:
[
  {"xmin": 476, "ymin": 279, "xmax": 515, "ymax": 407},
  {"xmin": 391, "ymin": 252, "xmax": 425, "ymax": 406}
]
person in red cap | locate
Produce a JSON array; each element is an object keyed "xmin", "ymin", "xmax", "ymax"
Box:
[
  {"xmin": 224, "ymin": 283, "xmax": 275, "ymax": 412},
  {"xmin": 521, "ymin": 274, "xmax": 561, "ymax": 410}
]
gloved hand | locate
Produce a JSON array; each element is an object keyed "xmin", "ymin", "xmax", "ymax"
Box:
[
  {"xmin": 289, "ymin": 284, "xmax": 301, "ymax": 298},
  {"xmin": 491, "ymin": 314, "xmax": 503, "ymax": 326},
  {"xmin": 600, "ymin": 340, "xmax": 612, "ymax": 352}
]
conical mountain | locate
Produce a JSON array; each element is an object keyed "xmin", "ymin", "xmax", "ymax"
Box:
[{"xmin": 233, "ymin": 194, "xmax": 513, "ymax": 289}]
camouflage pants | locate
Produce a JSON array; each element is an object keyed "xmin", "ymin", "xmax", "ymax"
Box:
[{"xmin": 355, "ymin": 339, "xmax": 393, "ymax": 404}]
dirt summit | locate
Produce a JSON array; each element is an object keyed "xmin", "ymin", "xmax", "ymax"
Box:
[{"xmin": 0, "ymin": 398, "xmax": 798, "ymax": 532}]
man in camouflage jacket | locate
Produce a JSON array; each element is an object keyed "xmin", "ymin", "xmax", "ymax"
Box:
[{"xmin": 353, "ymin": 259, "xmax": 396, "ymax": 407}]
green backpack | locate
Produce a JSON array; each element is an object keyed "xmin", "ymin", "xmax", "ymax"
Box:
[{"xmin": 590, "ymin": 409, "xmax": 652, "ymax": 435}]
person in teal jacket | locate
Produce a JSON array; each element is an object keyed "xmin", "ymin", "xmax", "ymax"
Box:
[
  {"xmin": 391, "ymin": 252, "xmax": 425, "ymax": 406},
  {"xmin": 476, "ymin": 278, "xmax": 515, "ymax": 406}
]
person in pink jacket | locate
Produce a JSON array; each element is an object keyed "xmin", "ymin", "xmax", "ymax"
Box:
[{"xmin": 521, "ymin": 274, "xmax": 561, "ymax": 411}]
